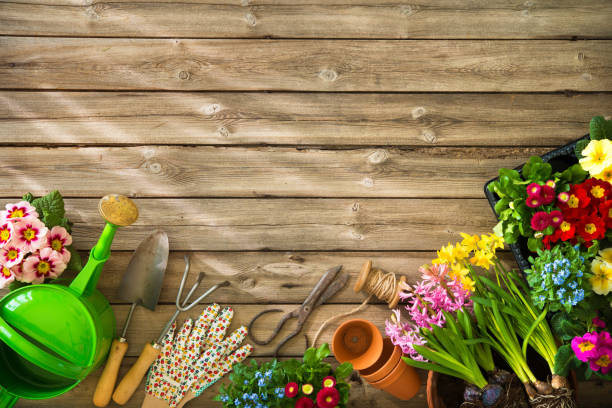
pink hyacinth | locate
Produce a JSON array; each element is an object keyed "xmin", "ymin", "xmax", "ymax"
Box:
[
  {"xmin": 21, "ymin": 247, "xmax": 66, "ymax": 284},
  {"xmin": 419, "ymin": 263, "xmax": 449, "ymax": 285},
  {"xmin": 46, "ymin": 226, "xmax": 72, "ymax": 263},
  {"xmin": 13, "ymin": 218, "xmax": 48, "ymax": 252},
  {"xmin": 0, "ymin": 201, "xmax": 38, "ymax": 222}
]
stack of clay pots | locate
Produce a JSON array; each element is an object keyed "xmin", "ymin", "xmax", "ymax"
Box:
[{"xmin": 332, "ymin": 319, "xmax": 420, "ymax": 400}]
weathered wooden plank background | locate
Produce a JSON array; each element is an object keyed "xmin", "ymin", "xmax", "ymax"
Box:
[{"xmin": 1, "ymin": 0, "xmax": 611, "ymax": 407}]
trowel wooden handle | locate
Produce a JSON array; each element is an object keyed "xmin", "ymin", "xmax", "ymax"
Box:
[
  {"xmin": 112, "ymin": 343, "xmax": 160, "ymax": 405},
  {"xmin": 93, "ymin": 338, "xmax": 129, "ymax": 407}
]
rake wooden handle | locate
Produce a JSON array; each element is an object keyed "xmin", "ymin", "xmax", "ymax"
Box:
[
  {"xmin": 112, "ymin": 343, "xmax": 160, "ymax": 405},
  {"xmin": 93, "ymin": 338, "xmax": 129, "ymax": 407}
]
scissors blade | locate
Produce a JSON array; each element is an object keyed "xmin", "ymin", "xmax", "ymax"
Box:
[
  {"xmin": 315, "ymin": 271, "xmax": 349, "ymax": 307},
  {"xmin": 301, "ymin": 265, "xmax": 342, "ymax": 307}
]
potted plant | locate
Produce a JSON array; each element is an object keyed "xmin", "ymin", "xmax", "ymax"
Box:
[
  {"xmin": 215, "ymin": 344, "xmax": 353, "ymax": 408},
  {"xmin": 0, "ymin": 191, "xmax": 81, "ymax": 291}
]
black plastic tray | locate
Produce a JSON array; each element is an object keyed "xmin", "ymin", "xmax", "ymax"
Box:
[{"xmin": 483, "ymin": 135, "xmax": 590, "ymax": 271}]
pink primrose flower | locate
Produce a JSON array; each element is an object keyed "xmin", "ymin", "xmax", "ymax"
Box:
[
  {"xmin": 0, "ymin": 244, "xmax": 25, "ymax": 268},
  {"xmin": 0, "ymin": 201, "xmax": 38, "ymax": 222},
  {"xmin": 46, "ymin": 226, "xmax": 72, "ymax": 263},
  {"xmin": 13, "ymin": 218, "xmax": 48, "ymax": 252},
  {"xmin": 571, "ymin": 332, "xmax": 600, "ymax": 362},
  {"xmin": 0, "ymin": 264, "xmax": 14, "ymax": 289},
  {"xmin": 21, "ymin": 247, "xmax": 66, "ymax": 284},
  {"xmin": 0, "ymin": 222, "xmax": 14, "ymax": 248}
]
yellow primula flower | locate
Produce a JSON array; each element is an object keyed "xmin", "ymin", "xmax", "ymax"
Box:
[
  {"xmin": 433, "ymin": 243, "xmax": 455, "ymax": 265},
  {"xmin": 460, "ymin": 275, "xmax": 475, "ymax": 292},
  {"xmin": 599, "ymin": 248, "xmax": 612, "ymax": 264},
  {"xmin": 452, "ymin": 244, "xmax": 470, "ymax": 261},
  {"xmin": 595, "ymin": 164, "xmax": 612, "ymax": 183},
  {"xmin": 591, "ymin": 259, "xmax": 612, "ymax": 296},
  {"xmin": 460, "ymin": 233, "xmax": 480, "ymax": 252},
  {"xmin": 580, "ymin": 139, "xmax": 612, "ymax": 175},
  {"xmin": 470, "ymin": 249, "xmax": 494, "ymax": 270}
]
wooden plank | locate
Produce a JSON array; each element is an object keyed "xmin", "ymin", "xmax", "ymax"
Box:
[
  {"xmin": 1, "ymin": 92, "xmax": 610, "ymax": 146},
  {"xmin": 1, "ymin": 38, "xmax": 610, "ymax": 92},
  {"xmin": 2, "ymin": 1, "xmax": 611, "ymax": 39},
  {"xmin": 23, "ymin": 357, "xmax": 430, "ymax": 408},
  {"xmin": 0, "ymin": 146, "xmax": 547, "ymax": 198},
  {"xmin": 58, "ymin": 198, "xmax": 497, "ymax": 251},
  {"xmin": 54, "ymin": 251, "xmax": 518, "ymax": 305}
]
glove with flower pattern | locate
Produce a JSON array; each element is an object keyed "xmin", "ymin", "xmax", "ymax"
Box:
[{"xmin": 142, "ymin": 304, "xmax": 252, "ymax": 408}]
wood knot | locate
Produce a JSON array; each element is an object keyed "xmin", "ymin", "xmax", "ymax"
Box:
[
  {"xmin": 218, "ymin": 126, "xmax": 230, "ymax": 138},
  {"xmin": 240, "ymin": 278, "xmax": 256, "ymax": 289},
  {"xmin": 319, "ymin": 69, "xmax": 338, "ymax": 82},
  {"xmin": 582, "ymin": 72, "xmax": 593, "ymax": 81},
  {"xmin": 411, "ymin": 106, "xmax": 426, "ymax": 119},
  {"xmin": 143, "ymin": 149, "xmax": 155, "ymax": 159},
  {"xmin": 148, "ymin": 162, "xmax": 162, "ymax": 174},
  {"xmin": 288, "ymin": 254, "xmax": 305, "ymax": 263},
  {"xmin": 368, "ymin": 149, "xmax": 388, "ymax": 164},
  {"xmin": 400, "ymin": 5, "xmax": 418, "ymax": 16},
  {"xmin": 521, "ymin": 9, "xmax": 530, "ymax": 17},
  {"xmin": 245, "ymin": 12, "xmax": 257, "ymax": 26},
  {"xmin": 203, "ymin": 103, "xmax": 221, "ymax": 115},
  {"xmin": 86, "ymin": 3, "xmax": 107, "ymax": 19},
  {"xmin": 352, "ymin": 202, "xmax": 360, "ymax": 212},
  {"xmin": 240, "ymin": 0, "xmax": 249, "ymax": 5},
  {"xmin": 361, "ymin": 177, "xmax": 374, "ymax": 187},
  {"xmin": 178, "ymin": 70, "xmax": 191, "ymax": 80},
  {"xmin": 577, "ymin": 52, "xmax": 585, "ymax": 61},
  {"xmin": 421, "ymin": 129, "xmax": 438, "ymax": 144}
]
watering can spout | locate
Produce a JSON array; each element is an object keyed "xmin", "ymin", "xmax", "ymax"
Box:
[
  {"xmin": 0, "ymin": 387, "xmax": 18, "ymax": 408},
  {"xmin": 69, "ymin": 195, "xmax": 139, "ymax": 297}
]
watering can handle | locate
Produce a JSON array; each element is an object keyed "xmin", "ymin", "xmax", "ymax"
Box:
[{"xmin": 0, "ymin": 315, "xmax": 88, "ymax": 380}]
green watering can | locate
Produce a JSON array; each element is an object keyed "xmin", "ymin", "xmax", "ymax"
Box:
[{"xmin": 0, "ymin": 194, "xmax": 139, "ymax": 408}]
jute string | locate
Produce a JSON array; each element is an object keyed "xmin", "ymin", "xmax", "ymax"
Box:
[{"xmin": 312, "ymin": 268, "xmax": 399, "ymax": 347}]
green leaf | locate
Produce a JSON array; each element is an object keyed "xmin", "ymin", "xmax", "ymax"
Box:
[
  {"xmin": 527, "ymin": 237, "xmax": 542, "ymax": 252},
  {"xmin": 303, "ymin": 347, "xmax": 317, "ymax": 366},
  {"xmin": 315, "ymin": 343, "xmax": 330, "ymax": 361},
  {"xmin": 554, "ymin": 345, "xmax": 575, "ymax": 377},
  {"xmin": 401, "ymin": 357, "xmax": 464, "ymax": 380},
  {"xmin": 334, "ymin": 362, "xmax": 353, "ymax": 380},
  {"xmin": 32, "ymin": 190, "xmax": 65, "ymax": 227},
  {"xmin": 590, "ymin": 116, "xmax": 612, "ymax": 140},
  {"xmin": 66, "ymin": 246, "xmax": 82, "ymax": 272},
  {"xmin": 22, "ymin": 192, "xmax": 34, "ymax": 203},
  {"xmin": 559, "ymin": 164, "xmax": 588, "ymax": 185}
]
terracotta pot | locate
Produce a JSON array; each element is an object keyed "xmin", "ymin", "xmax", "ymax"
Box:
[
  {"xmin": 369, "ymin": 356, "xmax": 421, "ymax": 400},
  {"xmin": 359, "ymin": 338, "xmax": 401, "ymax": 383},
  {"xmin": 332, "ymin": 319, "xmax": 383, "ymax": 371},
  {"xmin": 426, "ymin": 371, "xmax": 579, "ymax": 408}
]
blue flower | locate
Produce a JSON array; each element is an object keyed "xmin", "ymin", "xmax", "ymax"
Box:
[
  {"xmin": 243, "ymin": 393, "xmax": 251, "ymax": 401},
  {"xmin": 577, "ymin": 270, "xmax": 583, "ymax": 277},
  {"xmin": 255, "ymin": 372, "xmax": 263, "ymax": 379},
  {"xmin": 261, "ymin": 394, "xmax": 267, "ymax": 401},
  {"xmin": 235, "ymin": 399, "xmax": 242, "ymax": 406},
  {"xmin": 572, "ymin": 289, "xmax": 585, "ymax": 305},
  {"xmin": 579, "ymin": 256, "xmax": 585, "ymax": 262},
  {"xmin": 538, "ymin": 295, "xmax": 546, "ymax": 302},
  {"xmin": 274, "ymin": 388, "xmax": 285, "ymax": 398},
  {"xmin": 244, "ymin": 380, "xmax": 249, "ymax": 385},
  {"xmin": 556, "ymin": 287, "xmax": 566, "ymax": 299},
  {"xmin": 221, "ymin": 395, "xmax": 229, "ymax": 402},
  {"xmin": 244, "ymin": 404, "xmax": 252, "ymax": 408},
  {"xmin": 265, "ymin": 370, "xmax": 272, "ymax": 379},
  {"xmin": 568, "ymin": 281, "xmax": 577, "ymax": 289},
  {"xmin": 258, "ymin": 378, "xmax": 266, "ymax": 387},
  {"xmin": 250, "ymin": 393, "xmax": 258, "ymax": 401}
]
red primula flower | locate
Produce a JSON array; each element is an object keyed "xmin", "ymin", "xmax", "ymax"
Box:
[
  {"xmin": 540, "ymin": 185, "xmax": 556, "ymax": 205},
  {"xmin": 559, "ymin": 185, "xmax": 591, "ymax": 220},
  {"xmin": 600, "ymin": 200, "xmax": 612, "ymax": 228},
  {"xmin": 577, "ymin": 215, "xmax": 605, "ymax": 241},
  {"xmin": 583, "ymin": 178, "xmax": 612, "ymax": 205},
  {"xmin": 285, "ymin": 382, "xmax": 299, "ymax": 398},
  {"xmin": 316, "ymin": 387, "xmax": 340, "ymax": 408},
  {"xmin": 558, "ymin": 220, "xmax": 576, "ymax": 241},
  {"xmin": 295, "ymin": 396, "xmax": 315, "ymax": 408}
]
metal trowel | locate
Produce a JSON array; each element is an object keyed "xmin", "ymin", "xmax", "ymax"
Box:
[{"xmin": 92, "ymin": 230, "xmax": 169, "ymax": 407}]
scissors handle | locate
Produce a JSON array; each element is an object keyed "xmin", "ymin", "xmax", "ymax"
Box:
[{"xmin": 248, "ymin": 308, "xmax": 297, "ymax": 345}]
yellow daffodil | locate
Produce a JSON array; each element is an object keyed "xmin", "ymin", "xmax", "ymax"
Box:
[
  {"xmin": 470, "ymin": 249, "xmax": 494, "ymax": 270},
  {"xmin": 450, "ymin": 262, "xmax": 469, "ymax": 279},
  {"xmin": 580, "ymin": 139, "xmax": 612, "ymax": 175},
  {"xmin": 460, "ymin": 233, "xmax": 480, "ymax": 252},
  {"xmin": 460, "ymin": 275, "xmax": 475, "ymax": 292},
  {"xmin": 591, "ymin": 259, "xmax": 612, "ymax": 296},
  {"xmin": 433, "ymin": 243, "xmax": 455, "ymax": 265},
  {"xmin": 452, "ymin": 244, "xmax": 470, "ymax": 261},
  {"xmin": 477, "ymin": 233, "xmax": 504, "ymax": 252}
]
